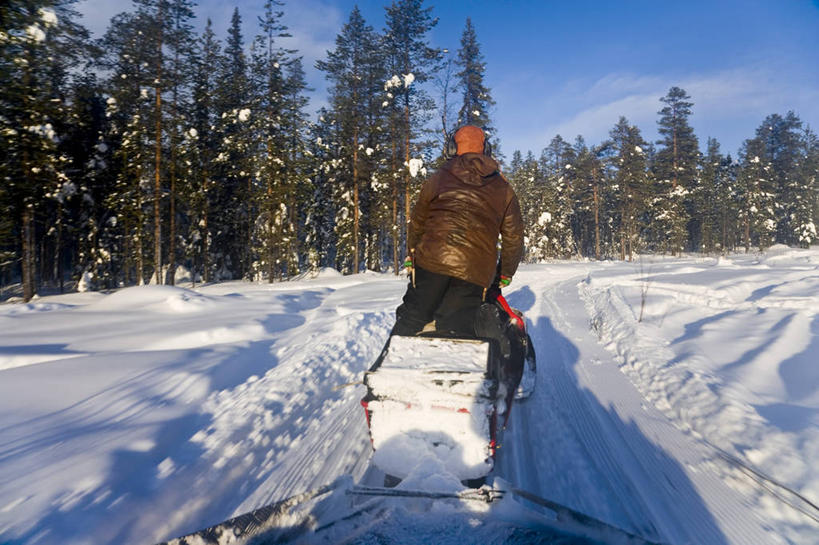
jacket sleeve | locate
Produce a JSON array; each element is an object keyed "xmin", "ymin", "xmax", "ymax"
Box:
[
  {"xmin": 499, "ymin": 189, "xmax": 524, "ymax": 279},
  {"xmin": 407, "ymin": 175, "xmax": 436, "ymax": 251}
]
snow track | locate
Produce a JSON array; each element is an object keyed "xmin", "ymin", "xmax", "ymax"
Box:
[
  {"xmin": 498, "ymin": 273, "xmax": 790, "ymax": 544},
  {"xmin": 2, "ymin": 253, "xmax": 818, "ymax": 544}
]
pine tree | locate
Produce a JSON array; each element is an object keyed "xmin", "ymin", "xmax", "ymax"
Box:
[
  {"xmin": 654, "ymin": 87, "xmax": 699, "ymax": 253},
  {"xmin": 539, "ymin": 135, "xmax": 575, "ymax": 257},
  {"xmin": 317, "ymin": 6, "xmax": 387, "ymax": 273},
  {"xmin": 306, "ymin": 109, "xmax": 343, "ymax": 269},
  {"xmin": 99, "ymin": 9, "xmax": 156, "ymax": 285},
  {"xmin": 609, "ymin": 117, "xmax": 650, "ymax": 261},
  {"xmin": 383, "ymin": 0, "xmax": 442, "ymax": 257},
  {"xmin": 124, "ymin": 0, "xmax": 171, "ymax": 285},
  {"xmin": 61, "ymin": 72, "xmax": 112, "ymax": 289},
  {"xmin": 792, "ymin": 126, "xmax": 818, "ymax": 247},
  {"xmin": 698, "ymin": 137, "xmax": 730, "ymax": 253},
  {"xmin": 281, "ymin": 57, "xmax": 312, "ymax": 275},
  {"xmin": 454, "ymin": 17, "xmax": 494, "ymax": 132},
  {"xmin": 516, "ymin": 151, "xmax": 552, "ymax": 261},
  {"xmin": 163, "ymin": 0, "xmax": 195, "ymax": 285},
  {"xmin": 186, "ymin": 18, "xmax": 221, "ymax": 283},
  {"xmin": 572, "ymin": 137, "xmax": 606, "ymax": 259},
  {"xmin": 213, "ymin": 7, "xmax": 253, "ymax": 279},
  {"xmin": 248, "ymin": 0, "xmax": 293, "ymax": 281},
  {"xmin": 736, "ymin": 136, "xmax": 776, "ymax": 251},
  {"xmin": 434, "ymin": 48, "xmax": 459, "ymax": 149},
  {"xmin": 757, "ymin": 112, "xmax": 805, "ymax": 246},
  {"xmin": 1, "ymin": 0, "xmax": 89, "ymax": 300}
]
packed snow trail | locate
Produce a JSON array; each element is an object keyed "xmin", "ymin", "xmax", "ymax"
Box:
[
  {"xmin": 497, "ymin": 269, "xmax": 779, "ymax": 544},
  {"xmin": 1, "ymin": 250, "xmax": 818, "ymax": 544}
]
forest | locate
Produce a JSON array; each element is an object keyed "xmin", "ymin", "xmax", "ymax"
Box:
[{"xmin": 2, "ymin": 0, "xmax": 818, "ymax": 302}]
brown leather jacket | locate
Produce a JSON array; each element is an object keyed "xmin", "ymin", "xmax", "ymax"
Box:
[{"xmin": 408, "ymin": 153, "xmax": 524, "ymax": 288}]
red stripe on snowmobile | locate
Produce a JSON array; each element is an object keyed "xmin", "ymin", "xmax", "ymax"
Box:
[
  {"xmin": 496, "ymin": 294, "xmax": 525, "ymax": 332},
  {"xmin": 360, "ymin": 400, "xmax": 372, "ymax": 429}
]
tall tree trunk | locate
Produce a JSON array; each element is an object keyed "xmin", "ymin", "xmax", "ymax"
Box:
[
  {"xmin": 137, "ymin": 170, "xmax": 145, "ymax": 285},
  {"xmin": 267, "ymin": 138, "xmax": 275, "ymax": 283},
  {"xmin": 619, "ymin": 205, "xmax": 626, "ymax": 261},
  {"xmin": 21, "ymin": 60, "xmax": 35, "ymax": 302},
  {"xmin": 22, "ymin": 207, "xmax": 34, "ymax": 302},
  {"xmin": 672, "ymin": 131, "xmax": 678, "ymax": 189},
  {"xmin": 392, "ymin": 136, "xmax": 399, "ymax": 274},
  {"xmin": 404, "ymin": 97, "xmax": 411, "ymax": 256},
  {"xmin": 593, "ymin": 169, "xmax": 600, "ymax": 260},
  {"xmin": 203, "ymin": 172, "xmax": 210, "ymax": 283},
  {"xmin": 168, "ymin": 84, "xmax": 177, "ymax": 285},
  {"xmin": 153, "ymin": 6, "xmax": 164, "ymax": 286},
  {"xmin": 57, "ymin": 207, "xmax": 63, "ymax": 293},
  {"xmin": 353, "ymin": 128, "xmax": 360, "ymax": 274}
]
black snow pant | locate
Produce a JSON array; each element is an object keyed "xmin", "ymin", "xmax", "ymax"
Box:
[{"xmin": 391, "ymin": 265, "xmax": 485, "ymax": 337}]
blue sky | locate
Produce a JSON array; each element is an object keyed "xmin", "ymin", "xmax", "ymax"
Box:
[{"xmin": 76, "ymin": 0, "xmax": 819, "ymax": 158}]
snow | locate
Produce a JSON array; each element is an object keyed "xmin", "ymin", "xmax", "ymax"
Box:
[
  {"xmin": 384, "ymin": 75, "xmax": 401, "ymax": 90},
  {"xmin": 366, "ymin": 336, "xmax": 495, "ymax": 480},
  {"xmin": 407, "ymin": 157, "xmax": 424, "ymax": 178},
  {"xmin": 25, "ymin": 24, "xmax": 46, "ymax": 43},
  {"xmin": 1, "ymin": 248, "xmax": 818, "ymax": 544},
  {"xmin": 38, "ymin": 8, "xmax": 58, "ymax": 27}
]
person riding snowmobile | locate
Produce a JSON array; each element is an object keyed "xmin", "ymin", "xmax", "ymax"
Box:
[{"xmin": 391, "ymin": 124, "xmax": 524, "ymax": 338}]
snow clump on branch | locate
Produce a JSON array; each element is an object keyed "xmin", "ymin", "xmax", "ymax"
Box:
[{"xmin": 406, "ymin": 158, "xmax": 425, "ymax": 178}]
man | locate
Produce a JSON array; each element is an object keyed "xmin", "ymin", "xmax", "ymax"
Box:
[{"xmin": 392, "ymin": 125, "xmax": 524, "ymax": 337}]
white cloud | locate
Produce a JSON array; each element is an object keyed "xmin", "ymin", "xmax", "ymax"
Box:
[{"xmin": 498, "ymin": 65, "xmax": 819, "ymax": 156}]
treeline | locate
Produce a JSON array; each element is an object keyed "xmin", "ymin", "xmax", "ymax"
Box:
[
  {"xmin": 509, "ymin": 92, "xmax": 819, "ymax": 262},
  {"xmin": 2, "ymin": 1, "xmax": 817, "ymax": 302}
]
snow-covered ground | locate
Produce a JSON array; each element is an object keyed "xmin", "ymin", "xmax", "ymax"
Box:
[{"xmin": 1, "ymin": 246, "xmax": 818, "ymax": 544}]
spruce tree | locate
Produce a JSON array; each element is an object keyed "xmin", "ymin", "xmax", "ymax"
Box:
[
  {"xmin": 736, "ymin": 135, "xmax": 776, "ymax": 251},
  {"xmin": 654, "ymin": 87, "xmax": 699, "ymax": 253},
  {"xmin": 186, "ymin": 18, "xmax": 221, "ymax": 283},
  {"xmin": 609, "ymin": 117, "xmax": 650, "ymax": 261},
  {"xmin": 383, "ymin": 0, "xmax": 442, "ymax": 256},
  {"xmin": 1, "ymin": 0, "xmax": 89, "ymax": 300},
  {"xmin": 213, "ymin": 7, "xmax": 253, "ymax": 279},
  {"xmin": 698, "ymin": 137, "xmax": 730, "ymax": 253},
  {"xmin": 282, "ymin": 57, "xmax": 312, "ymax": 275},
  {"xmin": 317, "ymin": 6, "xmax": 387, "ymax": 273},
  {"xmin": 454, "ymin": 18, "xmax": 494, "ymax": 132},
  {"xmin": 164, "ymin": 0, "xmax": 196, "ymax": 284},
  {"xmin": 540, "ymin": 135, "xmax": 575, "ymax": 257}
]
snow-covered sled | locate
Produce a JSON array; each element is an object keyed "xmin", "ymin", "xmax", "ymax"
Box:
[
  {"xmin": 361, "ymin": 334, "xmax": 499, "ymax": 482},
  {"xmin": 360, "ymin": 293, "xmax": 536, "ymax": 485}
]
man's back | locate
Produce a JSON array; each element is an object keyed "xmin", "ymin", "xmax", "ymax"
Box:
[{"xmin": 409, "ymin": 152, "xmax": 523, "ymax": 288}]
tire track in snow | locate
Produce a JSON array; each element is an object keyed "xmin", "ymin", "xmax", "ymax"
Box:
[
  {"xmin": 188, "ymin": 301, "xmax": 391, "ymax": 523},
  {"xmin": 499, "ymin": 275, "xmax": 783, "ymax": 545}
]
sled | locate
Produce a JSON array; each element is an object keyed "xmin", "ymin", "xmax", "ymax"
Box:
[
  {"xmin": 361, "ymin": 334, "xmax": 501, "ymax": 483},
  {"xmin": 360, "ymin": 292, "xmax": 536, "ymax": 485}
]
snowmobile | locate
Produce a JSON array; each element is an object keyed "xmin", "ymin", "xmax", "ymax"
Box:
[
  {"xmin": 360, "ymin": 288, "xmax": 536, "ymax": 487},
  {"xmin": 157, "ymin": 290, "xmax": 663, "ymax": 545}
]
